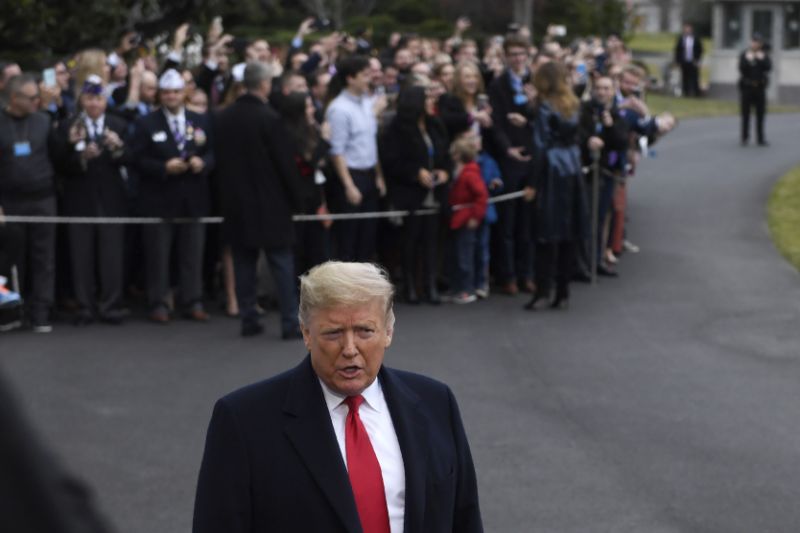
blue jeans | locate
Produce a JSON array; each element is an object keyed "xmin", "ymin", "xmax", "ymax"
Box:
[
  {"xmin": 451, "ymin": 227, "xmax": 476, "ymax": 294},
  {"xmin": 474, "ymin": 222, "xmax": 490, "ymax": 290}
]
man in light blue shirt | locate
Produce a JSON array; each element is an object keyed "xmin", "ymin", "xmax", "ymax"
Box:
[{"xmin": 325, "ymin": 56, "xmax": 385, "ymax": 261}]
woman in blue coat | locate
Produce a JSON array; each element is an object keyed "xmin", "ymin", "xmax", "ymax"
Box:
[{"xmin": 524, "ymin": 61, "xmax": 588, "ymax": 310}]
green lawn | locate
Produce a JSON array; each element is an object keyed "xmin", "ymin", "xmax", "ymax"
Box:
[
  {"xmin": 768, "ymin": 165, "xmax": 800, "ymax": 272},
  {"xmin": 646, "ymin": 94, "xmax": 800, "ymax": 120},
  {"xmin": 628, "ymin": 32, "xmax": 713, "ymax": 55}
]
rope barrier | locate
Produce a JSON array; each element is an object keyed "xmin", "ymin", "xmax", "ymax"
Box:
[{"xmin": 0, "ymin": 191, "xmax": 528, "ymax": 225}]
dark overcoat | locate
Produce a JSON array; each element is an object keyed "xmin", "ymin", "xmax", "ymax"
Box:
[
  {"xmin": 213, "ymin": 94, "xmax": 303, "ymax": 249},
  {"xmin": 192, "ymin": 356, "xmax": 484, "ymax": 533}
]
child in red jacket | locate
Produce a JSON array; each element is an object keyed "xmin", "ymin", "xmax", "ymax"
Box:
[{"xmin": 447, "ymin": 134, "xmax": 489, "ymax": 304}]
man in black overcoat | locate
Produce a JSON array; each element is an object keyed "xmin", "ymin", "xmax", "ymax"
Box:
[{"xmin": 213, "ymin": 62, "xmax": 304, "ymax": 339}]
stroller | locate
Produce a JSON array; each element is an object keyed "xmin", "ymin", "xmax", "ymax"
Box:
[{"xmin": 0, "ymin": 273, "xmax": 23, "ymax": 332}]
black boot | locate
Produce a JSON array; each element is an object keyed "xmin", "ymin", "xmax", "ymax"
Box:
[
  {"xmin": 550, "ymin": 285, "xmax": 570, "ymax": 310},
  {"xmin": 425, "ymin": 279, "xmax": 441, "ymax": 305},
  {"xmin": 523, "ymin": 290, "xmax": 550, "ymax": 311}
]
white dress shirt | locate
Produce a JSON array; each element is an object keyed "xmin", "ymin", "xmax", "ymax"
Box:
[
  {"xmin": 684, "ymin": 35, "xmax": 694, "ymax": 63},
  {"xmin": 163, "ymin": 108, "xmax": 186, "ymax": 147},
  {"xmin": 84, "ymin": 114, "xmax": 105, "ymax": 141},
  {"xmin": 319, "ymin": 377, "xmax": 406, "ymax": 533}
]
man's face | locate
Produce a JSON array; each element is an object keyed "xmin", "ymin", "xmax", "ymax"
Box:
[
  {"xmin": 140, "ymin": 73, "xmax": 157, "ymax": 104},
  {"xmin": 304, "ymin": 299, "xmax": 393, "ymax": 397},
  {"xmin": 55, "ymin": 63, "xmax": 70, "ymax": 91},
  {"xmin": 394, "ymin": 49, "xmax": 413, "ymax": 71},
  {"xmin": 10, "ymin": 82, "xmax": 40, "ymax": 116},
  {"xmin": 619, "ymin": 71, "xmax": 640, "ymax": 97},
  {"xmin": 594, "ymin": 77, "xmax": 614, "ymax": 105},
  {"xmin": 248, "ymin": 40, "xmax": 271, "ymax": 63},
  {"xmin": 347, "ymin": 68, "xmax": 371, "ymax": 95},
  {"xmin": 159, "ymin": 88, "xmax": 184, "ymax": 112},
  {"xmin": 506, "ymin": 46, "xmax": 529, "ymax": 73},
  {"xmin": 311, "ymin": 72, "xmax": 331, "ymax": 101},
  {"xmin": 282, "ymin": 74, "xmax": 308, "ymax": 96},
  {"xmin": 81, "ymin": 93, "xmax": 107, "ymax": 119}
]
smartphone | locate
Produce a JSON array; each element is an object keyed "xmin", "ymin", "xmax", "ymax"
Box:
[
  {"xmin": 42, "ymin": 68, "xmax": 57, "ymax": 88},
  {"xmin": 476, "ymin": 94, "xmax": 489, "ymax": 111},
  {"xmin": 312, "ymin": 18, "xmax": 331, "ymax": 31}
]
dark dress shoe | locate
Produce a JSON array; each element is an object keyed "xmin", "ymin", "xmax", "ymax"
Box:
[
  {"xmin": 523, "ymin": 293, "xmax": 550, "ymax": 311},
  {"xmin": 425, "ymin": 285, "xmax": 441, "ymax": 305},
  {"xmin": 758, "ymin": 140, "xmax": 769, "ymax": 146},
  {"xmin": 500, "ymin": 281, "xmax": 519, "ymax": 296},
  {"xmin": 572, "ymin": 271, "xmax": 591, "ymax": 283},
  {"xmin": 597, "ymin": 265, "xmax": 619, "ymax": 278},
  {"xmin": 149, "ymin": 309, "xmax": 170, "ymax": 324},
  {"xmin": 184, "ymin": 308, "xmax": 210, "ymax": 322},
  {"xmin": 99, "ymin": 310, "xmax": 124, "ymax": 325},
  {"xmin": 241, "ymin": 322, "xmax": 265, "ymax": 337},
  {"xmin": 521, "ymin": 280, "xmax": 536, "ymax": 293},
  {"xmin": 73, "ymin": 313, "xmax": 94, "ymax": 326},
  {"xmin": 550, "ymin": 295, "xmax": 570, "ymax": 310},
  {"xmin": 281, "ymin": 328, "xmax": 303, "ymax": 340}
]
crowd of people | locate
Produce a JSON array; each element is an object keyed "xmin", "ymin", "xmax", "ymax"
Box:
[{"xmin": 0, "ymin": 15, "xmax": 676, "ymax": 337}]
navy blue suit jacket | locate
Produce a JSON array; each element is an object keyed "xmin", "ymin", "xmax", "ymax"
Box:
[{"xmin": 192, "ymin": 356, "xmax": 483, "ymax": 533}]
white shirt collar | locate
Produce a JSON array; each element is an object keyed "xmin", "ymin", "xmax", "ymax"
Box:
[
  {"xmin": 318, "ymin": 373, "xmax": 384, "ymax": 414},
  {"xmin": 163, "ymin": 107, "xmax": 186, "ymax": 123}
]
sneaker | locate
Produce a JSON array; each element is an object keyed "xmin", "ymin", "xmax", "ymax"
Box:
[
  {"xmin": 623, "ymin": 240, "xmax": 640, "ymax": 253},
  {"xmin": 475, "ymin": 287, "xmax": 489, "ymax": 299},
  {"xmin": 0, "ymin": 320, "xmax": 22, "ymax": 332},
  {"xmin": 452, "ymin": 293, "xmax": 477, "ymax": 304},
  {"xmin": 31, "ymin": 322, "xmax": 53, "ymax": 333}
]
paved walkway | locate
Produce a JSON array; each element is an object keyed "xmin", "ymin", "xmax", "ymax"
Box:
[{"xmin": 2, "ymin": 113, "xmax": 800, "ymax": 532}]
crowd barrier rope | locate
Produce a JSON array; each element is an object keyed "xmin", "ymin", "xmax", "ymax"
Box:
[{"xmin": 0, "ymin": 190, "xmax": 529, "ymax": 225}]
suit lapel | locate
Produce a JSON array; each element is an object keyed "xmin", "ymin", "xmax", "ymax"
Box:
[
  {"xmin": 380, "ymin": 367, "xmax": 429, "ymax": 533},
  {"xmin": 282, "ymin": 357, "xmax": 363, "ymax": 533}
]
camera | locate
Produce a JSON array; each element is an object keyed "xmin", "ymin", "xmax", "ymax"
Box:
[{"xmin": 312, "ymin": 18, "xmax": 331, "ymax": 31}]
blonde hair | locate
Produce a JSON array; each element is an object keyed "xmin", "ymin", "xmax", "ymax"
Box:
[
  {"xmin": 299, "ymin": 261, "xmax": 395, "ymax": 329},
  {"xmin": 533, "ymin": 61, "xmax": 579, "ymax": 118},
  {"xmin": 452, "ymin": 60, "xmax": 484, "ymax": 104},
  {"xmin": 73, "ymin": 49, "xmax": 108, "ymax": 98},
  {"xmin": 450, "ymin": 133, "xmax": 479, "ymax": 163}
]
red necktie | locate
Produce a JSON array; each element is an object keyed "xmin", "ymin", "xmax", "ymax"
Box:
[{"xmin": 344, "ymin": 395, "xmax": 391, "ymax": 533}]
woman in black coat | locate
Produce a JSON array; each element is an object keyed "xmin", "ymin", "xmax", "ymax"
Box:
[
  {"xmin": 379, "ymin": 85, "xmax": 451, "ymax": 304},
  {"xmin": 280, "ymin": 91, "xmax": 332, "ymax": 277}
]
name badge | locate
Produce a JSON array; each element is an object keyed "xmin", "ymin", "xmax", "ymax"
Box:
[
  {"xmin": 13, "ymin": 142, "xmax": 32, "ymax": 157},
  {"xmin": 314, "ymin": 169, "xmax": 327, "ymax": 185},
  {"xmin": 513, "ymin": 93, "xmax": 528, "ymax": 106},
  {"xmin": 152, "ymin": 131, "xmax": 167, "ymax": 143}
]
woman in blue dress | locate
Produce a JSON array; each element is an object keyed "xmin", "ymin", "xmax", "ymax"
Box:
[{"xmin": 524, "ymin": 61, "xmax": 588, "ymax": 310}]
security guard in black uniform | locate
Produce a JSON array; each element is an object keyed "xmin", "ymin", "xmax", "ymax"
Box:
[{"xmin": 738, "ymin": 34, "xmax": 772, "ymax": 146}]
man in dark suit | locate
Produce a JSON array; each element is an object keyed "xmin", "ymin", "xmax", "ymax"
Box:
[
  {"xmin": 193, "ymin": 261, "xmax": 483, "ymax": 533},
  {"xmin": 738, "ymin": 34, "xmax": 772, "ymax": 146},
  {"xmin": 53, "ymin": 75, "xmax": 129, "ymax": 325},
  {"xmin": 214, "ymin": 61, "xmax": 304, "ymax": 339},
  {"xmin": 131, "ymin": 69, "xmax": 214, "ymax": 323},
  {"xmin": 674, "ymin": 23, "xmax": 703, "ymax": 98},
  {"xmin": 488, "ymin": 36, "xmax": 535, "ymax": 295}
]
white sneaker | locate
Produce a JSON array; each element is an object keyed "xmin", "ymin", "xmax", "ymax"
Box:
[
  {"xmin": 475, "ymin": 287, "xmax": 489, "ymax": 299},
  {"xmin": 452, "ymin": 293, "xmax": 477, "ymax": 304},
  {"xmin": 623, "ymin": 240, "xmax": 640, "ymax": 253},
  {"xmin": 0, "ymin": 320, "xmax": 22, "ymax": 332},
  {"xmin": 31, "ymin": 322, "xmax": 53, "ymax": 333}
]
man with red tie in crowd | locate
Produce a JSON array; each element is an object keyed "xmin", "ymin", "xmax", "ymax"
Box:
[{"xmin": 192, "ymin": 261, "xmax": 483, "ymax": 533}]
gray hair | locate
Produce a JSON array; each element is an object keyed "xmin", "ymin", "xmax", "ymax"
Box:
[
  {"xmin": 299, "ymin": 261, "xmax": 395, "ymax": 330},
  {"xmin": 5, "ymin": 74, "xmax": 37, "ymax": 97},
  {"xmin": 243, "ymin": 61, "xmax": 274, "ymax": 92}
]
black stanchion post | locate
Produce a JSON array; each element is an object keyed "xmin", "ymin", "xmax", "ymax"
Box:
[{"xmin": 590, "ymin": 150, "xmax": 600, "ymax": 285}]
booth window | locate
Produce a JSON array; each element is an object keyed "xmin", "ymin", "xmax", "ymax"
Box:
[
  {"xmin": 722, "ymin": 3, "xmax": 743, "ymax": 49},
  {"xmin": 785, "ymin": 3, "xmax": 800, "ymax": 49}
]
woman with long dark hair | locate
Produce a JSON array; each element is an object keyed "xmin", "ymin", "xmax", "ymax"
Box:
[
  {"xmin": 524, "ymin": 61, "xmax": 587, "ymax": 311},
  {"xmin": 280, "ymin": 91, "xmax": 332, "ymax": 276},
  {"xmin": 379, "ymin": 85, "xmax": 450, "ymax": 304}
]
